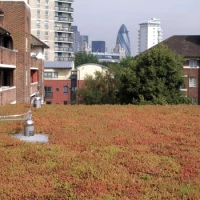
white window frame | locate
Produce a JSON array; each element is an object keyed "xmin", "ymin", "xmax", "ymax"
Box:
[
  {"xmin": 189, "ymin": 59, "xmax": 197, "ymax": 68},
  {"xmin": 189, "ymin": 77, "xmax": 196, "ymax": 87}
]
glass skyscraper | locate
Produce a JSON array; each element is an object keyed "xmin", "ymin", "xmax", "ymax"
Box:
[
  {"xmin": 116, "ymin": 24, "xmax": 131, "ymax": 57},
  {"xmin": 92, "ymin": 41, "xmax": 106, "ymax": 53}
]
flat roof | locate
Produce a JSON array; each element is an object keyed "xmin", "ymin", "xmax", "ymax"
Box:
[{"xmin": 44, "ymin": 61, "xmax": 73, "ymax": 69}]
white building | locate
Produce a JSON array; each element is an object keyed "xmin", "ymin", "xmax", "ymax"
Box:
[
  {"xmin": 138, "ymin": 18, "xmax": 163, "ymax": 54},
  {"xmin": 29, "ymin": 0, "xmax": 74, "ymax": 61}
]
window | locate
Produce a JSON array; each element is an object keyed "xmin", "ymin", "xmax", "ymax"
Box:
[
  {"xmin": 45, "ymin": 0, "xmax": 49, "ymax": 5},
  {"xmin": 45, "ymin": 51, "xmax": 48, "ymax": 57},
  {"xmin": 64, "ymin": 101, "xmax": 68, "ymax": 105},
  {"xmin": 37, "ymin": 0, "xmax": 40, "ymax": 4},
  {"xmin": 44, "ymin": 86, "xmax": 52, "ymax": 98},
  {"xmin": 189, "ymin": 59, "xmax": 197, "ymax": 68},
  {"xmin": 45, "ymin": 10, "xmax": 49, "ymax": 16},
  {"xmin": 37, "ymin": 9, "xmax": 40, "ymax": 17},
  {"xmin": 45, "ymin": 21, "xmax": 49, "ymax": 28},
  {"xmin": 44, "ymin": 72, "xmax": 58, "ymax": 78},
  {"xmin": 46, "ymin": 101, "xmax": 52, "ymax": 104},
  {"xmin": 45, "ymin": 31, "xmax": 48, "ymax": 36},
  {"xmin": 36, "ymin": 20, "xmax": 40, "ymax": 27},
  {"xmin": 189, "ymin": 77, "xmax": 196, "ymax": 87},
  {"xmin": 56, "ymin": 88, "xmax": 59, "ymax": 92},
  {"xmin": 190, "ymin": 98, "xmax": 197, "ymax": 104},
  {"xmin": 37, "ymin": 30, "xmax": 40, "ymax": 37},
  {"xmin": 63, "ymin": 86, "xmax": 68, "ymax": 94}
]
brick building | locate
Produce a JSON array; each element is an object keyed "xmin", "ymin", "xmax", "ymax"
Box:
[
  {"xmin": 163, "ymin": 36, "xmax": 200, "ymax": 104},
  {"xmin": 44, "ymin": 61, "xmax": 73, "ymax": 105},
  {"xmin": 44, "ymin": 63, "xmax": 108, "ymax": 104},
  {"xmin": 0, "ymin": 0, "xmax": 48, "ymax": 106}
]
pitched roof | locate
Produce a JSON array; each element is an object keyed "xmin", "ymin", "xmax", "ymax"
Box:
[
  {"xmin": 162, "ymin": 35, "xmax": 200, "ymax": 58},
  {"xmin": 31, "ymin": 34, "xmax": 49, "ymax": 49},
  {"xmin": 44, "ymin": 61, "xmax": 73, "ymax": 69}
]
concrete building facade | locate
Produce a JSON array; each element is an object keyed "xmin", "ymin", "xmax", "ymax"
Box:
[
  {"xmin": 138, "ymin": 18, "xmax": 163, "ymax": 54},
  {"xmin": 29, "ymin": 0, "xmax": 74, "ymax": 61}
]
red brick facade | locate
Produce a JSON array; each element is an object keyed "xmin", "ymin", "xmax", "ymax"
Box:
[
  {"xmin": 182, "ymin": 60, "xmax": 200, "ymax": 104},
  {"xmin": 0, "ymin": 1, "xmax": 47, "ymax": 106},
  {"xmin": 0, "ymin": 46, "xmax": 16, "ymax": 65},
  {"xmin": 0, "ymin": 87, "xmax": 16, "ymax": 105},
  {"xmin": 0, "ymin": 1, "xmax": 31, "ymax": 103},
  {"xmin": 44, "ymin": 80, "xmax": 72, "ymax": 104}
]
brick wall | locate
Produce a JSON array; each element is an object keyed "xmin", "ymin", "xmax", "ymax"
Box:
[
  {"xmin": 0, "ymin": 46, "xmax": 16, "ymax": 65},
  {"xmin": 0, "ymin": 87, "xmax": 16, "ymax": 105},
  {"xmin": 183, "ymin": 59, "xmax": 200, "ymax": 104},
  {"xmin": 0, "ymin": 1, "xmax": 31, "ymax": 103},
  {"xmin": 44, "ymin": 80, "xmax": 71, "ymax": 104}
]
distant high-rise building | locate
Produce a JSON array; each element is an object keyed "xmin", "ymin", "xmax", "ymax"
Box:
[
  {"xmin": 138, "ymin": 18, "xmax": 163, "ymax": 54},
  {"xmin": 92, "ymin": 41, "xmax": 106, "ymax": 53},
  {"xmin": 29, "ymin": 0, "xmax": 74, "ymax": 61},
  {"xmin": 79, "ymin": 35, "xmax": 89, "ymax": 51},
  {"xmin": 72, "ymin": 26, "xmax": 80, "ymax": 54},
  {"xmin": 72, "ymin": 26, "xmax": 90, "ymax": 53},
  {"xmin": 115, "ymin": 24, "xmax": 131, "ymax": 57}
]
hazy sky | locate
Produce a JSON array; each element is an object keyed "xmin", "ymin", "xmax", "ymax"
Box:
[{"xmin": 73, "ymin": 0, "xmax": 200, "ymax": 56}]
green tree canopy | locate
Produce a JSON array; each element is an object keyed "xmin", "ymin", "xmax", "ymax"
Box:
[
  {"xmin": 76, "ymin": 70, "xmax": 117, "ymax": 105},
  {"xmin": 118, "ymin": 44, "xmax": 190, "ymax": 105},
  {"xmin": 75, "ymin": 51, "xmax": 99, "ymax": 67}
]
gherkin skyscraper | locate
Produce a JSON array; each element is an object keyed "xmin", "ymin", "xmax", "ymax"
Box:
[{"xmin": 116, "ymin": 24, "xmax": 131, "ymax": 57}]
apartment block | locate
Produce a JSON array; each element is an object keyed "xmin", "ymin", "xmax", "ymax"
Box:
[
  {"xmin": 29, "ymin": 0, "xmax": 74, "ymax": 61},
  {"xmin": 138, "ymin": 18, "xmax": 163, "ymax": 54}
]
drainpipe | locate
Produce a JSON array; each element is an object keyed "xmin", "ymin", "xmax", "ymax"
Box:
[{"xmin": 0, "ymin": 90, "xmax": 2, "ymax": 106}]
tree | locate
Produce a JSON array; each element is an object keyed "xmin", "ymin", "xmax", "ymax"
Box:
[
  {"xmin": 118, "ymin": 44, "xmax": 190, "ymax": 105},
  {"xmin": 74, "ymin": 51, "xmax": 99, "ymax": 67},
  {"xmin": 76, "ymin": 71, "xmax": 117, "ymax": 105}
]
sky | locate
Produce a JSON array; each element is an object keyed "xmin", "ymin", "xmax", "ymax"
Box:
[{"xmin": 73, "ymin": 0, "xmax": 200, "ymax": 56}]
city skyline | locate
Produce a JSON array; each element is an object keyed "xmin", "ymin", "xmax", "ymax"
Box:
[{"xmin": 73, "ymin": 0, "xmax": 200, "ymax": 56}]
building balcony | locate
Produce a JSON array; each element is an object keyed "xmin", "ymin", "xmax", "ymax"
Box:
[
  {"xmin": 0, "ymin": 86, "xmax": 16, "ymax": 105},
  {"xmin": 54, "ymin": 57, "xmax": 74, "ymax": 61},
  {"xmin": 55, "ymin": 37, "xmax": 73, "ymax": 42},
  {"xmin": 55, "ymin": 17, "xmax": 74, "ymax": 22},
  {"xmin": 55, "ymin": 26, "xmax": 73, "ymax": 32},
  {"xmin": 55, "ymin": 6, "xmax": 74, "ymax": 13},
  {"xmin": 54, "ymin": 47, "xmax": 73, "ymax": 52},
  {"xmin": 0, "ymin": 47, "xmax": 17, "ymax": 66}
]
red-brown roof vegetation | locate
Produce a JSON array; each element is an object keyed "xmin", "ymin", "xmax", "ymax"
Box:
[{"xmin": 0, "ymin": 104, "xmax": 200, "ymax": 199}]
